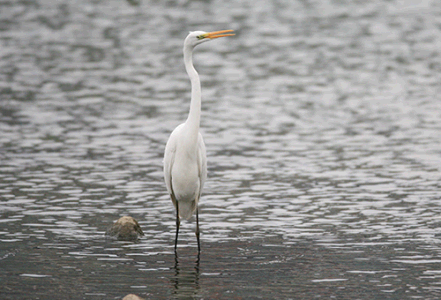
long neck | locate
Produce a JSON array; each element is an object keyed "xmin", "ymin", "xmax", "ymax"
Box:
[{"xmin": 183, "ymin": 44, "xmax": 201, "ymax": 134}]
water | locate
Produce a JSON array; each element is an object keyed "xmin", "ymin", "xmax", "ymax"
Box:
[{"xmin": 1, "ymin": 0, "xmax": 441, "ymax": 299}]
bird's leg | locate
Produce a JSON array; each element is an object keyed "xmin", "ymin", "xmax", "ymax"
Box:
[
  {"xmin": 175, "ymin": 202, "xmax": 180, "ymax": 253},
  {"xmin": 196, "ymin": 207, "xmax": 201, "ymax": 253}
]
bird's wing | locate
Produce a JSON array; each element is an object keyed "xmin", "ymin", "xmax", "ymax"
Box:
[
  {"xmin": 164, "ymin": 124, "xmax": 184, "ymax": 196},
  {"xmin": 197, "ymin": 132, "xmax": 207, "ymax": 198},
  {"xmin": 163, "ymin": 141, "xmax": 175, "ymax": 196}
]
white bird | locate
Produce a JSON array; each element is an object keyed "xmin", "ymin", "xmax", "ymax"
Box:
[{"xmin": 164, "ymin": 30, "xmax": 234, "ymax": 253}]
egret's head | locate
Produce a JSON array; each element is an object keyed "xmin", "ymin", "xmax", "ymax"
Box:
[{"xmin": 185, "ymin": 30, "xmax": 235, "ymax": 48}]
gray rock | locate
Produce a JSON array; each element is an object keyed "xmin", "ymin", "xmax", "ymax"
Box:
[
  {"xmin": 123, "ymin": 294, "xmax": 144, "ymax": 300},
  {"xmin": 106, "ymin": 216, "xmax": 144, "ymax": 241},
  {"xmin": 122, "ymin": 294, "xmax": 145, "ymax": 300}
]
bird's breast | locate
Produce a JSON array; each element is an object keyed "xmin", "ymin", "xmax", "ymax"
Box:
[{"xmin": 171, "ymin": 152, "xmax": 200, "ymax": 202}]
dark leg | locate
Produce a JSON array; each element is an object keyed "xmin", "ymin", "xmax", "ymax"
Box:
[
  {"xmin": 196, "ymin": 207, "xmax": 201, "ymax": 253},
  {"xmin": 175, "ymin": 202, "xmax": 180, "ymax": 253}
]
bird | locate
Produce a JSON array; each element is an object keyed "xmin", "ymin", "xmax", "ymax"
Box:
[{"xmin": 163, "ymin": 30, "xmax": 234, "ymax": 253}]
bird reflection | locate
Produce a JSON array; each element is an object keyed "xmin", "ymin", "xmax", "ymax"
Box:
[{"xmin": 171, "ymin": 252, "xmax": 200, "ymax": 298}]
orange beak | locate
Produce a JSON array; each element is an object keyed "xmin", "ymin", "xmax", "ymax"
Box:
[{"xmin": 204, "ymin": 29, "xmax": 235, "ymax": 39}]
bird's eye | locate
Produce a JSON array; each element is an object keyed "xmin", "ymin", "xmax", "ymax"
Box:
[{"xmin": 197, "ymin": 35, "xmax": 204, "ymax": 40}]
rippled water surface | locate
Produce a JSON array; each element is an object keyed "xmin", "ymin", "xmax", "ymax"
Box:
[{"xmin": 1, "ymin": 0, "xmax": 441, "ymax": 299}]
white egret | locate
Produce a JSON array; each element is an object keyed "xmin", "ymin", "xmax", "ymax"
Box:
[{"xmin": 164, "ymin": 30, "xmax": 234, "ymax": 253}]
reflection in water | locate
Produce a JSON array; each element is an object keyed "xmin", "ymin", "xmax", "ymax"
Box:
[{"xmin": 171, "ymin": 253, "xmax": 200, "ymax": 299}]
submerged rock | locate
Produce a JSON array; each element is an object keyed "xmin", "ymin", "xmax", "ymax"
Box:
[
  {"xmin": 106, "ymin": 216, "xmax": 144, "ymax": 241},
  {"xmin": 122, "ymin": 294, "xmax": 144, "ymax": 300}
]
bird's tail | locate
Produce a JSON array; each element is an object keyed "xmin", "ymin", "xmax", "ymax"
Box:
[{"xmin": 178, "ymin": 200, "xmax": 197, "ymax": 220}]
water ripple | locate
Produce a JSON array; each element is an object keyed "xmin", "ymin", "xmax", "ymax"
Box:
[{"xmin": 2, "ymin": 0, "xmax": 441, "ymax": 299}]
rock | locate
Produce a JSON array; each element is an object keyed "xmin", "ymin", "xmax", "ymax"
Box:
[
  {"xmin": 122, "ymin": 294, "xmax": 145, "ymax": 300},
  {"xmin": 106, "ymin": 216, "xmax": 144, "ymax": 241}
]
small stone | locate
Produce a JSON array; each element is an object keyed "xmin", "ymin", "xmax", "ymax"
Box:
[
  {"xmin": 106, "ymin": 216, "xmax": 144, "ymax": 241},
  {"xmin": 122, "ymin": 294, "xmax": 145, "ymax": 300}
]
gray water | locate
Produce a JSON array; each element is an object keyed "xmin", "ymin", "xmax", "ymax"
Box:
[{"xmin": 1, "ymin": 0, "xmax": 441, "ymax": 299}]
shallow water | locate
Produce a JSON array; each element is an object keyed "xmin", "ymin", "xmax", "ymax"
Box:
[{"xmin": 1, "ymin": 0, "xmax": 441, "ymax": 299}]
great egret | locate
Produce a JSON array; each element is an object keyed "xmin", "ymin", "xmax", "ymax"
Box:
[{"xmin": 164, "ymin": 30, "xmax": 234, "ymax": 253}]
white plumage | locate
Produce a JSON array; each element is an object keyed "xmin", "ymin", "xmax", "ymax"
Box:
[
  {"xmin": 164, "ymin": 123, "xmax": 207, "ymax": 220},
  {"xmin": 163, "ymin": 30, "xmax": 234, "ymax": 253}
]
